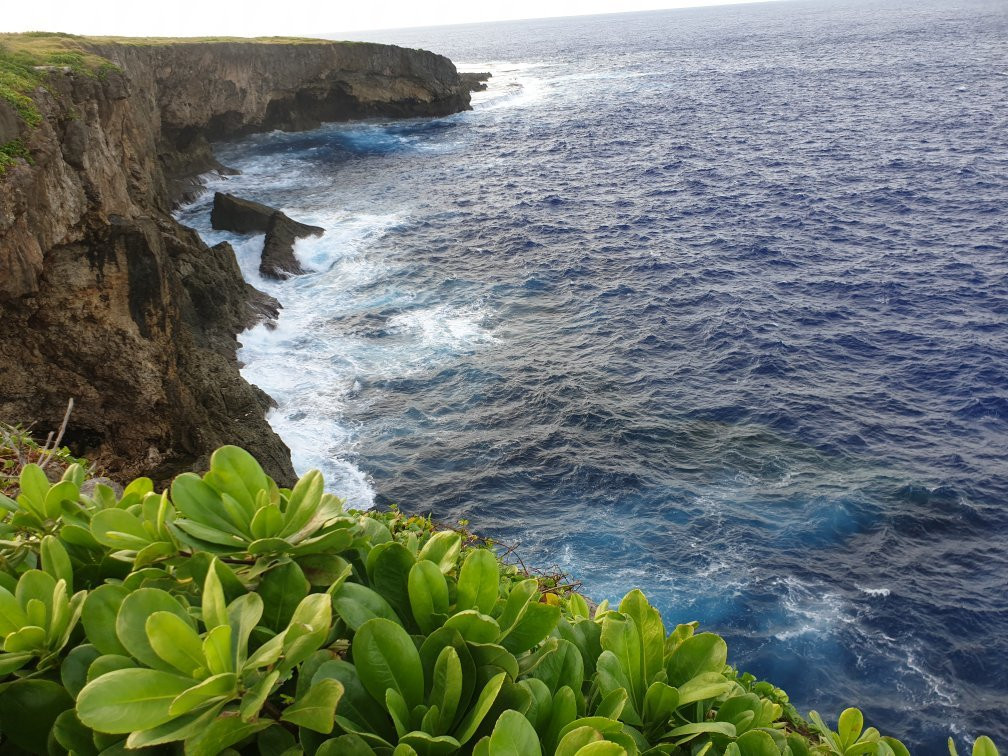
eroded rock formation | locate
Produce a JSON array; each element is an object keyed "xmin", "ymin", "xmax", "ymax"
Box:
[{"xmin": 0, "ymin": 39, "xmax": 470, "ymax": 484}]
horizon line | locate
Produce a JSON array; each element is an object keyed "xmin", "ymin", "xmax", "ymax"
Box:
[{"xmin": 317, "ymin": 0, "xmax": 794, "ymax": 38}]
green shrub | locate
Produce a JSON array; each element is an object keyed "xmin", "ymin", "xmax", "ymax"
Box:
[{"xmin": 0, "ymin": 445, "xmax": 998, "ymax": 755}]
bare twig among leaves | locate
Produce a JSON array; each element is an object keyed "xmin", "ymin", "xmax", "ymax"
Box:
[{"xmin": 37, "ymin": 398, "xmax": 74, "ymax": 471}]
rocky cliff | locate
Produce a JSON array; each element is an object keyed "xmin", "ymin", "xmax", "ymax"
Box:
[{"xmin": 0, "ymin": 37, "xmax": 471, "ymax": 484}]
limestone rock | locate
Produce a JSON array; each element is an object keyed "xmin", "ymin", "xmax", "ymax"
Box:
[
  {"xmin": 0, "ymin": 38, "xmax": 469, "ymax": 483},
  {"xmin": 460, "ymin": 72, "xmax": 492, "ymax": 92},
  {"xmin": 260, "ymin": 212, "xmax": 324, "ymax": 280}
]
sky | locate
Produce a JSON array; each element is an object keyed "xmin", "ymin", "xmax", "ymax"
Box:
[{"xmin": 3, "ymin": 0, "xmax": 780, "ymax": 38}]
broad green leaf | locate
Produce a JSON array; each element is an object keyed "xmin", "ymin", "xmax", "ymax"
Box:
[
  {"xmin": 557, "ymin": 717, "xmax": 624, "ymax": 741},
  {"xmin": 353, "ymin": 617, "xmax": 425, "ymax": 711},
  {"xmin": 838, "ymin": 708, "xmax": 864, "ymax": 747},
  {"xmin": 293, "ymin": 521, "xmax": 354, "ymax": 557},
  {"xmin": 400, "ymin": 731, "xmax": 462, "ymax": 756},
  {"xmin": 204, "ymin": 624, "xmax": 234, "ymax": 675},
  {"xmin": 125, "ymin": 700, "xmax": 226, "ymax": 748},
  {"xmin": 676, "ymin": 672, "xmax": 734, "ymax": 706},
  {"xmin": 409, "ymin": 559, "xmax": 450, "ymax": 634},
  {"xmin": 520, "ymin": 677, "xmax": 552, "ymax": 732},
  {"xmin": 41, "ymin": 535, "xmax": 74, "ymax": 591},
  {"xmin": 77, "ymin": 668, "xmax": 195, "ymax": 733},
  {"xmin": 618, "ymin": 589, "xmax": 664, "ymax": 687},
  {"xmin": 573, "ymin": 742, "xmax": 627, "ymax": 755},
  {"xmin": 333, "ymin": 581, "xmax": 404, "ymax": 630},
  {"xmin": 880, "ymin": 737, "xmax": 910, "ymax": 756},
  {"xmin": 453, "ymin": 671, "xmax": 507, "ymax": 745},
  {"xmin": 444, "ymin": 610, "xmax": 501, "ymax": 644},
  {"xmin": 544, "ymin": 686, "xmax": 578, "ymax": 754},
  {"xmin": 568, "ymin": 593, "xmax": 591, "ymax": 619},
  {"xmin": 385, "ymin": 688, "xmax": 411, "ymax": 737},
  {"xmin": 0, "ymin": 584, "xmax": 28, "ymax": 634},
  {"xmin": 183, "ymin": 711, "xmax": 272, "ymax": 756},
  {"xmin": 468, "ymin": 641, "xmax": 520, "ymax": 681},
  {"xmin": 317, "ymin": 733, "xmax": 380, "ymax": 756},
  {"xmin": 62, "ymin": 643, "xmax": 103, "ymax": 697},
  {"xmin": 171, "ymin": 473, "xmax": 242, "ymax": 536},
  {"xmin": 116, "ymin": 587, "xmax": 194, "ymax": 671},
  {"xmin": 496, "ymin": 579, "xmax": 537, "ymax": 634},
  {"xmin": 0, "ymin": 650, "xmax": 33, "ymax": 675},
  {"xmin": 53, "ymin": 708, "xmax": 99, "ymax": 756},
  {"xmin": 258, "ymin": 561, "xmax": 310, "ymax": 631},
  {"xmin": 91, "ymin": 508, "xmax": 152, "ymax": 550},
  {"xmin": 300, "ymin": 553, "xmax": 352, "ymax": 587},
  {"xmin": 555, "ymin": 726, "xmax": 604, "ymax": 756},
  {"xmin": 146, "ymin": 611, "xmax": 206, "ymax": 675},
  {"xmin": 367, "ymin": 541, "xmax": 416, "ymax": 627},
  {"xmin": 595, "ymin": 688, "xmax": 629, "ymax": 720},
  {"xmin": 251, "ymin": 503, "xmax": 284, "ymax": 540},
  {"xmin": 281, "ymin": 469, "xmax": 325, "ymax": 537},
  {"xmin": 500, "ymin": 601, "xmax": 561, "ymax": 654},
  {"xmin": 973, "ymin": 737, "xmax": 999, "ymax": 756},
  {"xmin": 240, "ymin": 669, "xmax": 280, "ymax": 721},
  {"xmin": 418, "ymin": 531, "xmax": 462, "ymax": 574},
  {"xmin": 281, "ymin": 678, "xmax": 344, "ymax": 733},
  {"xmin": 488, "ymin": 709, "xmax": 542, "ymax": 756},
  {"xmin": 16, "ymin": 569, "xmax": 56, "ymax": 617},
  {"xmin": 0, "ymin": 679, "xmax": 74, "ymax": 752},
  {"xmin": 736, "ymin": 730, "xmax": 781, "ymax": 756},
  {"xmin": 642, "ymin": 681, "xmax": 678, "ymax": 728},
  {"xmin": 169, "ymin": 672, "xmax": 237, "ymax": 715},
  {"xmin": 666, "ymin": 720, "xmax": 736, "ymax": 741},
  {"xmin": 18, "ymin": 463, "xmax": 50, "ymax": 515},
  {"xmin": 172, "ymin": 518, "xmax": 248, "ymax": 548},
  {"xmin": 249, "ymin": 537, "xmax": 294, "ymax": 555},
  {"xmin": 86, "ymin": 653, "xmax": 136, "ymax": 682},
  {"xmin": 456, "ymin": 549, "xmax": 500, "ymax": 615},
  {"xmin": 228, "ymin": 592, "xmax": 263, "ymax": 669},
  {"xmin": 204, "ymin": 445, "xmax": 270, "ymax": 515},
  {"xmin": 313, "ymin": 660, "xmax": 396, "ymax": 741},
  {"xmin": 287, "ymin": 592, "xmax": 333, "ymax": 639},
  {"xmin": 429, "ymin": 645, "xmax": 464, "ymax": 734},
  {"xmin": 4, "ymin": 624, "xmax": 45, "ymax": 651},
  {"xmin": 530, "ymin": 638, "xmax": 585, "ymax": 696},
  {"xmin": 600, "ymin": 613, "xmax": 643, "ymax": 710},
  {"xmin": 202, "ymin": 559, "xmax": 229, "ymax": 629},
  {"xmin": 42, "ymin": 479, "xmax": 77, "ymax": 517},
  {"xmin": 665, "ymin": 633, "xmax": 727, "ymax": 687}
]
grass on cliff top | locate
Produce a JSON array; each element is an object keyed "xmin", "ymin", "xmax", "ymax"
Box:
[
  {"xmin": 0, "ymin": 31, "xmax": 358, "ymax": 123},
  {"xmin": 0, "ymin": 32, "xmax": 354, "ymax": 174}
]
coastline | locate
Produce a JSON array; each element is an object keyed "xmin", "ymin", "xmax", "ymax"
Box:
[{"xmin": 0, "ymin": 33, "xmax": 472, "ymax": 485}]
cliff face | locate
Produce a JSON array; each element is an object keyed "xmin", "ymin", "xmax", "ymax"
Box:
[{"xmin": 0, "ymin": 39, "xmax": 470, "ymax": 484}]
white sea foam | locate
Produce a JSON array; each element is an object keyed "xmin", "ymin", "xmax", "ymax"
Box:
[
  {"xmin": 386, "ymin": 301, "xmax": 496, "ymax": 349},
  {"xmin": 856, "ymin": 584, "xmax": 892, "ymax": 597},
  {"xmin": 463, "ymin": 61, "xmax": 549, "ymax": 111}
]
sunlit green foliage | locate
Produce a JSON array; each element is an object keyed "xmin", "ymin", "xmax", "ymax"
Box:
[{"xmin": 0, "ymin": 445, "xmax": 997, "ymax": 755}]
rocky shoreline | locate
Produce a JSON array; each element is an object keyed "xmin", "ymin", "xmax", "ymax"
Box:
[{"xmin": 0, "ymin": 36, "xmax": 473, "ymax": 485}]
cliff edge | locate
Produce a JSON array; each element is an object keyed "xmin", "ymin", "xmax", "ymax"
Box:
[{"xmin": 0, "ymin": 35, "xmax": 471, "ymax": 484}]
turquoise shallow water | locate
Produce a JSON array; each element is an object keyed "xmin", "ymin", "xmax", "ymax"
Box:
[{"xmin": 178, "ymin": 0, "xmax": 1008, "ymax": 750}]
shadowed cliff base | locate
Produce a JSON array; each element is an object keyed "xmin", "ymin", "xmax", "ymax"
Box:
[{"xmin": 0, "ymin": 33, "xmax": 472, "ymax": 485}]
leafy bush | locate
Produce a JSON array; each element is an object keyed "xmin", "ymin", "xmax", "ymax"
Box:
[{"xmin": 0, "ymin": 445, "xmax": 998, "ymax": 755}]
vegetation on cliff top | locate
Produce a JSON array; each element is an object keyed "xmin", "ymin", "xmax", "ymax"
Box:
[
  {"xmin": 0, "ymin": 433, "xmax": 999, "ymax": 755},
  {"xmin": 0, "ymin": 31, "xmax": 360, "ymax": 174}
]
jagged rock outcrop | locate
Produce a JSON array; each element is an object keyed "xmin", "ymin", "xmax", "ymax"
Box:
[
  {"xmin": 0, "ymin": 38, "xmax": 470, "ymax": 484},
  {"xmin": 460, "ymin": 72, "xmax": 493, "ymax": 92},
  {"xmin": 260, "ymin": 213, "xmax": 319, "ymax": 280},
  {"xmin": 210, "ymin": 191, "xmax": 324, "ymax": 280}
]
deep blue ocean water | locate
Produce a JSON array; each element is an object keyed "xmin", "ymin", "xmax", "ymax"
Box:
[{"xmin": 177, "ymin": 0, "xmax": 1008, "ymax": 750}]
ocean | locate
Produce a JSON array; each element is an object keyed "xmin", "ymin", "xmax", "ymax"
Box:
[{"xmin": 175, "ymin": 0, "xmax": 1008, "ymax": 750}]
